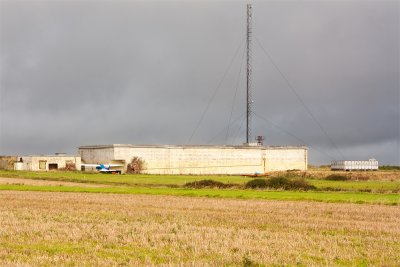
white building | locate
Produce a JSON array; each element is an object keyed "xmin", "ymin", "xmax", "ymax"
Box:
[
  {"xmin": 79, "ymin": 144, "xmax": 308, "ymax": 175},
  {"xmin": 13, "ymin": 154, "xmax": 81, "ymax": 171},
  {"xmin": 331, "ymin": 159, "xmax": 378, "ymax": 171}
]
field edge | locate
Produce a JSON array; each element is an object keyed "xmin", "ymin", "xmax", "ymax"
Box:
[{"xmin": 0, "ymin": 184, "xmax": 398, "ymax": 205}]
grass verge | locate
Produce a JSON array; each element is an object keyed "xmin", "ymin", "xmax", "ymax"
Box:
[
  {"xmin": 2, "ymin": 170, "xmax": 400, "ymax": 193},
  {"xmin": 0, "ymin": 184, "xmax": 398, "ymax": 205},
  {"xmin": 0, "ymin": 170, "xmax": 248, "ymax": 186}
]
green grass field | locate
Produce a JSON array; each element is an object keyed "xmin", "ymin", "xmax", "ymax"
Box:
[
  {"xmin": 0, "ymin": 170, "xmax": 248, "ymax": 186},
  {"xmin": 1, "ymin": 169, "xmax": 400, "ymax": 205},
  {"xmin": 309, "ymin": 179, "xmax": 400, "ymax": 192},
  {"xmin": 1, "ymin": 170, "xmax": 400, "ymax": 193},
  {"xmin": 1, "ymin": 184, "xmax": 399, "ymax": 205}
]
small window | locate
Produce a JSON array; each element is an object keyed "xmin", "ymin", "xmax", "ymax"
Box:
[{"xmin": 39, "ymin": 160, "xmax": 47, "ymax": 170}]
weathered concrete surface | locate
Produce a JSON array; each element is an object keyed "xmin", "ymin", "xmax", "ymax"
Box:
[
  {"xmin": 79, "ymin": 144, "xmax": 307, "ymax": 175},
  {"xmin": 265, "ymin": 148, "xmax": 307, "ymax": 172}
]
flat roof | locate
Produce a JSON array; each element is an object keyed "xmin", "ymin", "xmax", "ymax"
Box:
[
  {"xmin": 79, "ymin": 144, "xmax": 307, "ymax": 150},
  {"xmin": 22, "ymin": 155, "xmax": 80, "ymax": 158}
]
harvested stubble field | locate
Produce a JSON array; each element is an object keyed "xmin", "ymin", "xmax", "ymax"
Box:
[{"xmin": 1, "ymin": 191, "xmax": 399, "ymax": 266}]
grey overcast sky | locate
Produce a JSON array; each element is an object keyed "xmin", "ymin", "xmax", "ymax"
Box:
[{"xmin": 0, "ymin": 0, "xmax": 399, "ymax": 165}]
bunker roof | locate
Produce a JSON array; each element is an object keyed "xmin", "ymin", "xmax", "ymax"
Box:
[
  {"xmin": 79, "ymin": 144, "xmax": 307, "ymax": 150},
  {"xmin": 22, "ymin": 154, "xmax": 80, "ymax": 158}
]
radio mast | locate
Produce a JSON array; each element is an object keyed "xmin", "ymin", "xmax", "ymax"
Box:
[{"xmin": 246, "ymin": 3, "xmax": 253, "ymax": 144}]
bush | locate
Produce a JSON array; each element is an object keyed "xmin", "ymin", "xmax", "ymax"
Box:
[
  {"xmin": 184, "ymin": 180, "xmax": 232, "ymax": 189},
  {"xmin": 126, "ymin": 157, "xmax": 145, "ymax": 174},
  {"xmin": 326, "ymin": 174, "xmax": 349, "ymax": 181},
  {"xmin": 245, "ymin": 177, "xmax": 315, "ymax": 190},
  {"xmin": 245, "ymin": 179, "xmax": 267, "ymax": 189},
  {"xmin": 59, "ymin": 162, "xmax": 76, "ymax": 171},
  {"xmin": 267, "ymin": 177, "xmax": 290, "ymax": 188},
  {"xmin": 288, "ymin": 179, "xmax": 316, "ymax": 190},
  {"xmin": 380, "ymin": 165, "xmax": 400, "ymax": 171}
]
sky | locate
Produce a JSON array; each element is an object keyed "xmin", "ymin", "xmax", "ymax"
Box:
[{"xmin": 0, "ymin": 0, "xmax": 399, "ymax": 165}]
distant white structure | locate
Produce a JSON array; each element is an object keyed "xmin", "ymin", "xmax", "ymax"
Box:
[{"xmin": 331, "ymin": 159, "xmax": 378, "ymax": 171}]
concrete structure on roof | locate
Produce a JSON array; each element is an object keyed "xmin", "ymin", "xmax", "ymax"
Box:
[
  {"xmin": 11, "ymin": 154, "xmax": 81, "ymax": 171},
  {"xmin": 79, "ymin": 144, "xmax": 308, "ymax": 175}
]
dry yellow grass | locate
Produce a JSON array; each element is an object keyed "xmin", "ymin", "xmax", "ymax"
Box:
[
  {"xmin": 1, "ymin": 191, "xmax": 399, "ymax": 266},
  {"xmin": 0, "ymin": 177, "xmax": 109, "ymax": 187}
]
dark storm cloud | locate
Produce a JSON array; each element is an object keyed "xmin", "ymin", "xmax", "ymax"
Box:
[{"xmin": 0, "ymin": 0, "xmax": 399, "ymax": 164}]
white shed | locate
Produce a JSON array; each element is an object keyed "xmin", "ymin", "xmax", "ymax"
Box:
[
  {"xmin": 331, "ymin": 159, "xmax": 378, "ymax": 171},
  {"xmin": 14, "ymin": 155, "xmax": 81, "ymax": 171}
]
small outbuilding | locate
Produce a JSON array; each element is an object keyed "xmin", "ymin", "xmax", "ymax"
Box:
[{"xmin": 13, "ymin": 154, "xmax": 81, "ymax": 171}]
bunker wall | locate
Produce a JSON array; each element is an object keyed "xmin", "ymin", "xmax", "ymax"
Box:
[
  {"xmin": 115, "ymin": 146, "xmax": 265, "ymax": 175},
  {"xmin": 265, "ymin": 148, "xmax": 308, "ymax": 172},
  {"xmin": 80, "ymin": 145, "xmax": 308, "ymax": 175}
]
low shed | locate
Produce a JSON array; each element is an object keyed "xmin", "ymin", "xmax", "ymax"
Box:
[
  {"xmin": 331, "ymin": 159, "xmax": 378, "ymax": 171},
  {"xmin": 14, "ymin": 154, "xmax": 81, "ymax": 171}
]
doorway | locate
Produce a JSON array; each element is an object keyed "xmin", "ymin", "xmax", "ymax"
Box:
[{"xmin": 49, "ymin": 163, "xmax": 58, "ymax": 170}]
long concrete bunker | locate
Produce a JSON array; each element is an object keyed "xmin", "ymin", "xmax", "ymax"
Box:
[{"xmin": 79, "ymin": 144, "xmax": 308, "ymax": 175}]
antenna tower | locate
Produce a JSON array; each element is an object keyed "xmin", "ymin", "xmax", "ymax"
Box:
[{"xmin": 246, "ymin": 3, "xmax": 253, "ymax": 144}]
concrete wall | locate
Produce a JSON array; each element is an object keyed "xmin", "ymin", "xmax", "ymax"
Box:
[
  {"xmin": 265, "ymin": 148, "xmax": 308, "ymax": 172},
  {"xmin": 79, "ymin": 144, "xmax": 307, "ymax": 175},
  {"xmin": 79, "ymin": 146, "xmax": 115, "ymax": 165},
  {"xmin": 115, "ymin": 146, "xmax": 265, "ymax": 175},
  {"xmin": 19, "ymin": 156, "xmax": 81, "ymax": 171}
]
